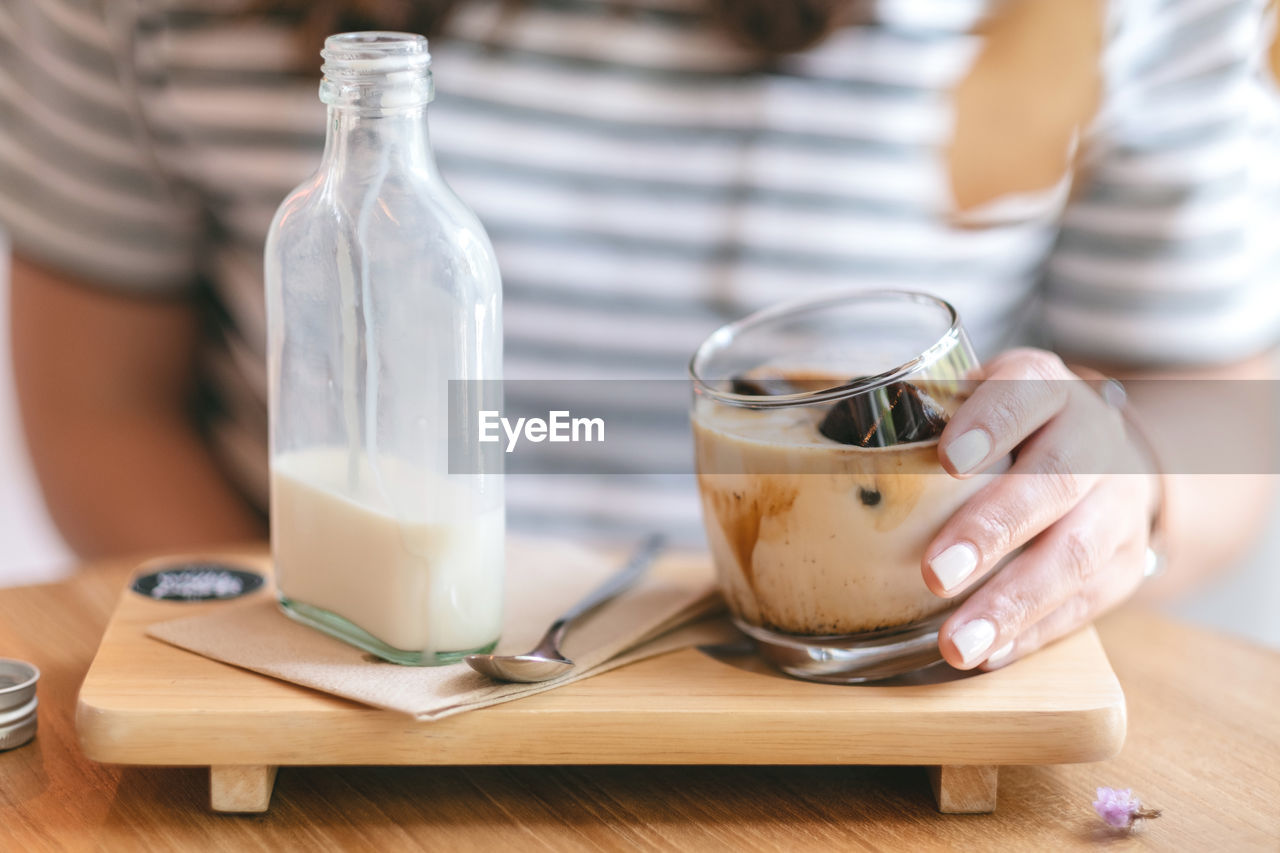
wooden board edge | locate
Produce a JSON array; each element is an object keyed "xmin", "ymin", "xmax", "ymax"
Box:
[
  {"xmin": 70, "ymin": 699, "xmax": 1129, "ymax": 768},
  {"xmin": 75, "ymin": 691, "xmax": 135, "ymax": 764}
]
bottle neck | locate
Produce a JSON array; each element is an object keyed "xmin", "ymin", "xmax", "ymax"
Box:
[
  {"xmin": 320, "ymin": 104, "xmax": 437, "ymax": 180},
  {"xmin": 317, "ymin": 32, "xmax": 437, "ymax": 182}
]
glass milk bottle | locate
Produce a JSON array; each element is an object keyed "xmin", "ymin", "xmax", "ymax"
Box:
[{"xmin": 265, "ymin": 32, "xmax": 503, "ymax": 665}]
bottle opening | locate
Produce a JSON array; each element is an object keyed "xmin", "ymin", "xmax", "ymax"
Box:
[
  {"xmin": 320, "ymin": 32, "xmax": 433, "ymax": 109},
  {"xmin": 322, "ymin": 32, "xmax": 431, "ymax": 77}
]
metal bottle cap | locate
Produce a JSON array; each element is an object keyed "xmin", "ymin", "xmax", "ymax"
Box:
[{"xmin": 0, "ymin": 658, "xmax": 39, "ymax": 751}]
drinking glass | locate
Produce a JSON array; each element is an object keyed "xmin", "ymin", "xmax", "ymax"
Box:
[{"xmin": 690, "ymin": 290, "xmax": 996, "ymax": 682}]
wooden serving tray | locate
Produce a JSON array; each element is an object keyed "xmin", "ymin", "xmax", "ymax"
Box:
[{"xmin": 76, "ymin": 547, "xmax": 1125, "ymax": 815}]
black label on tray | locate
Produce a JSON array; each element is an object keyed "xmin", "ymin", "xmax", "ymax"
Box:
[{"xmin": 130, "ymin": 563, "xmax": 265, "ymax": 601}]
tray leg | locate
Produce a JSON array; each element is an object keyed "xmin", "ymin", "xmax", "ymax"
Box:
[
  {"xmin": 210, "ymin": 765, "xmax": 278, "ymax": 813},
  {"xmin": 927, "ymin": 765, "xmax": 998, "ymax": 813}
]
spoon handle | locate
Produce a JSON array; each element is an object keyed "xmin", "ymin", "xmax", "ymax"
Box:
[{"xmin": 547, "ymin": 533, "xmax": 666, "ymax": 642}]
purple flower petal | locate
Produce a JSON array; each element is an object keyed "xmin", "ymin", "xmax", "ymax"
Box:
[{"xmin": 1093, "ymin": 786, "xmax": 1149, "ymax": 830}]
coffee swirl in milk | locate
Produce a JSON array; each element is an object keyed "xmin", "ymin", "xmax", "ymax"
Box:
[{"xmin": 694, "ymin": 373, "xmax": 998, "ymax": 636}]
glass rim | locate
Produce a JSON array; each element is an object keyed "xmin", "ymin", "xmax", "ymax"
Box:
[
  {"xmin": 321, "ymin": 31, "xmax": 432, "ymax": 76},
  {"xmin": 323, "ymin": 30, "xmax": 430, "ymax": 53},
  {"xmin": 688, "ymin": 288, "xmax": 963, "ymax": 409}
]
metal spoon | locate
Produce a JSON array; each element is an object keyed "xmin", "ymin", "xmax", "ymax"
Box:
[{"xmin": 465, "ymin": 534, "xmax": 666, "ymax": 683}]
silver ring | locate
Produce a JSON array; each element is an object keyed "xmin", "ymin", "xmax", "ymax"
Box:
[
  {"xmin": 1098, "ymin": 377, "xmax": 1128, "ymax": 409},
  {"xmin": 1143, "ymin": 545, "xmax": 1167, "ymax": 580}
]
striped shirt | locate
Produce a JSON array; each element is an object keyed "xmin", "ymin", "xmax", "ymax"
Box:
[{"xmin": 3, "ymin": 0, "xmax": 1279, "ymax": 542}]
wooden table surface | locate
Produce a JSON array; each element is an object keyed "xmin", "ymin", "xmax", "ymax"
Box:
[{"xmin": 1, "ymin": 553, "xmax": 1277, "ymax": 852}]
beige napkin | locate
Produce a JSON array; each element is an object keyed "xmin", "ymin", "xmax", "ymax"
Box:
[{"xmin": 146, "ymin": 537, "xmax": 734, "ymax": 721}]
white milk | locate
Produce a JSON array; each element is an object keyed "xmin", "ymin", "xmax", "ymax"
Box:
[{"xmin": 271, "ymin": 448, "xmax": 504, "ymax": 654}]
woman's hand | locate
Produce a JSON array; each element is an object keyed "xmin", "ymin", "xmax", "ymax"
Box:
[{"xmin": 923, "ymin": 348, "xmax": 1159, "ymax": 670}]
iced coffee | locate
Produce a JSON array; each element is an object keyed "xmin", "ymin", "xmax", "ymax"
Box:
[{"xmin": 690, "ymin": 291, "xmax": 988, "ymax": 682}]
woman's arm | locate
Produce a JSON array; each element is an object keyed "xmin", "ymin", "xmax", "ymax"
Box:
[
  {"xmin": 11, "ymin": 255, "xmax": 265, "ymax": 558},
  {"xmin": 1108, "ymin": 353, "xmax": 1277, "ymax": 601}
]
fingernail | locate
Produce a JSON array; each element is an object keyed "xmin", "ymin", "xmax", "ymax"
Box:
[
  {"xmin": 944, "ymin": 429, "xmax": 991, "ymax": 474},
  {"xmin": 929, "ymin": 542, "xmax": 979, "ymax": 592},
  {"xmin": 951, "ymin": 618, "xmax": 997, "ymax": 665},
  {"xmin": 987, "ymin": 641, "xmax": 1014, "ymax": 664}
]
